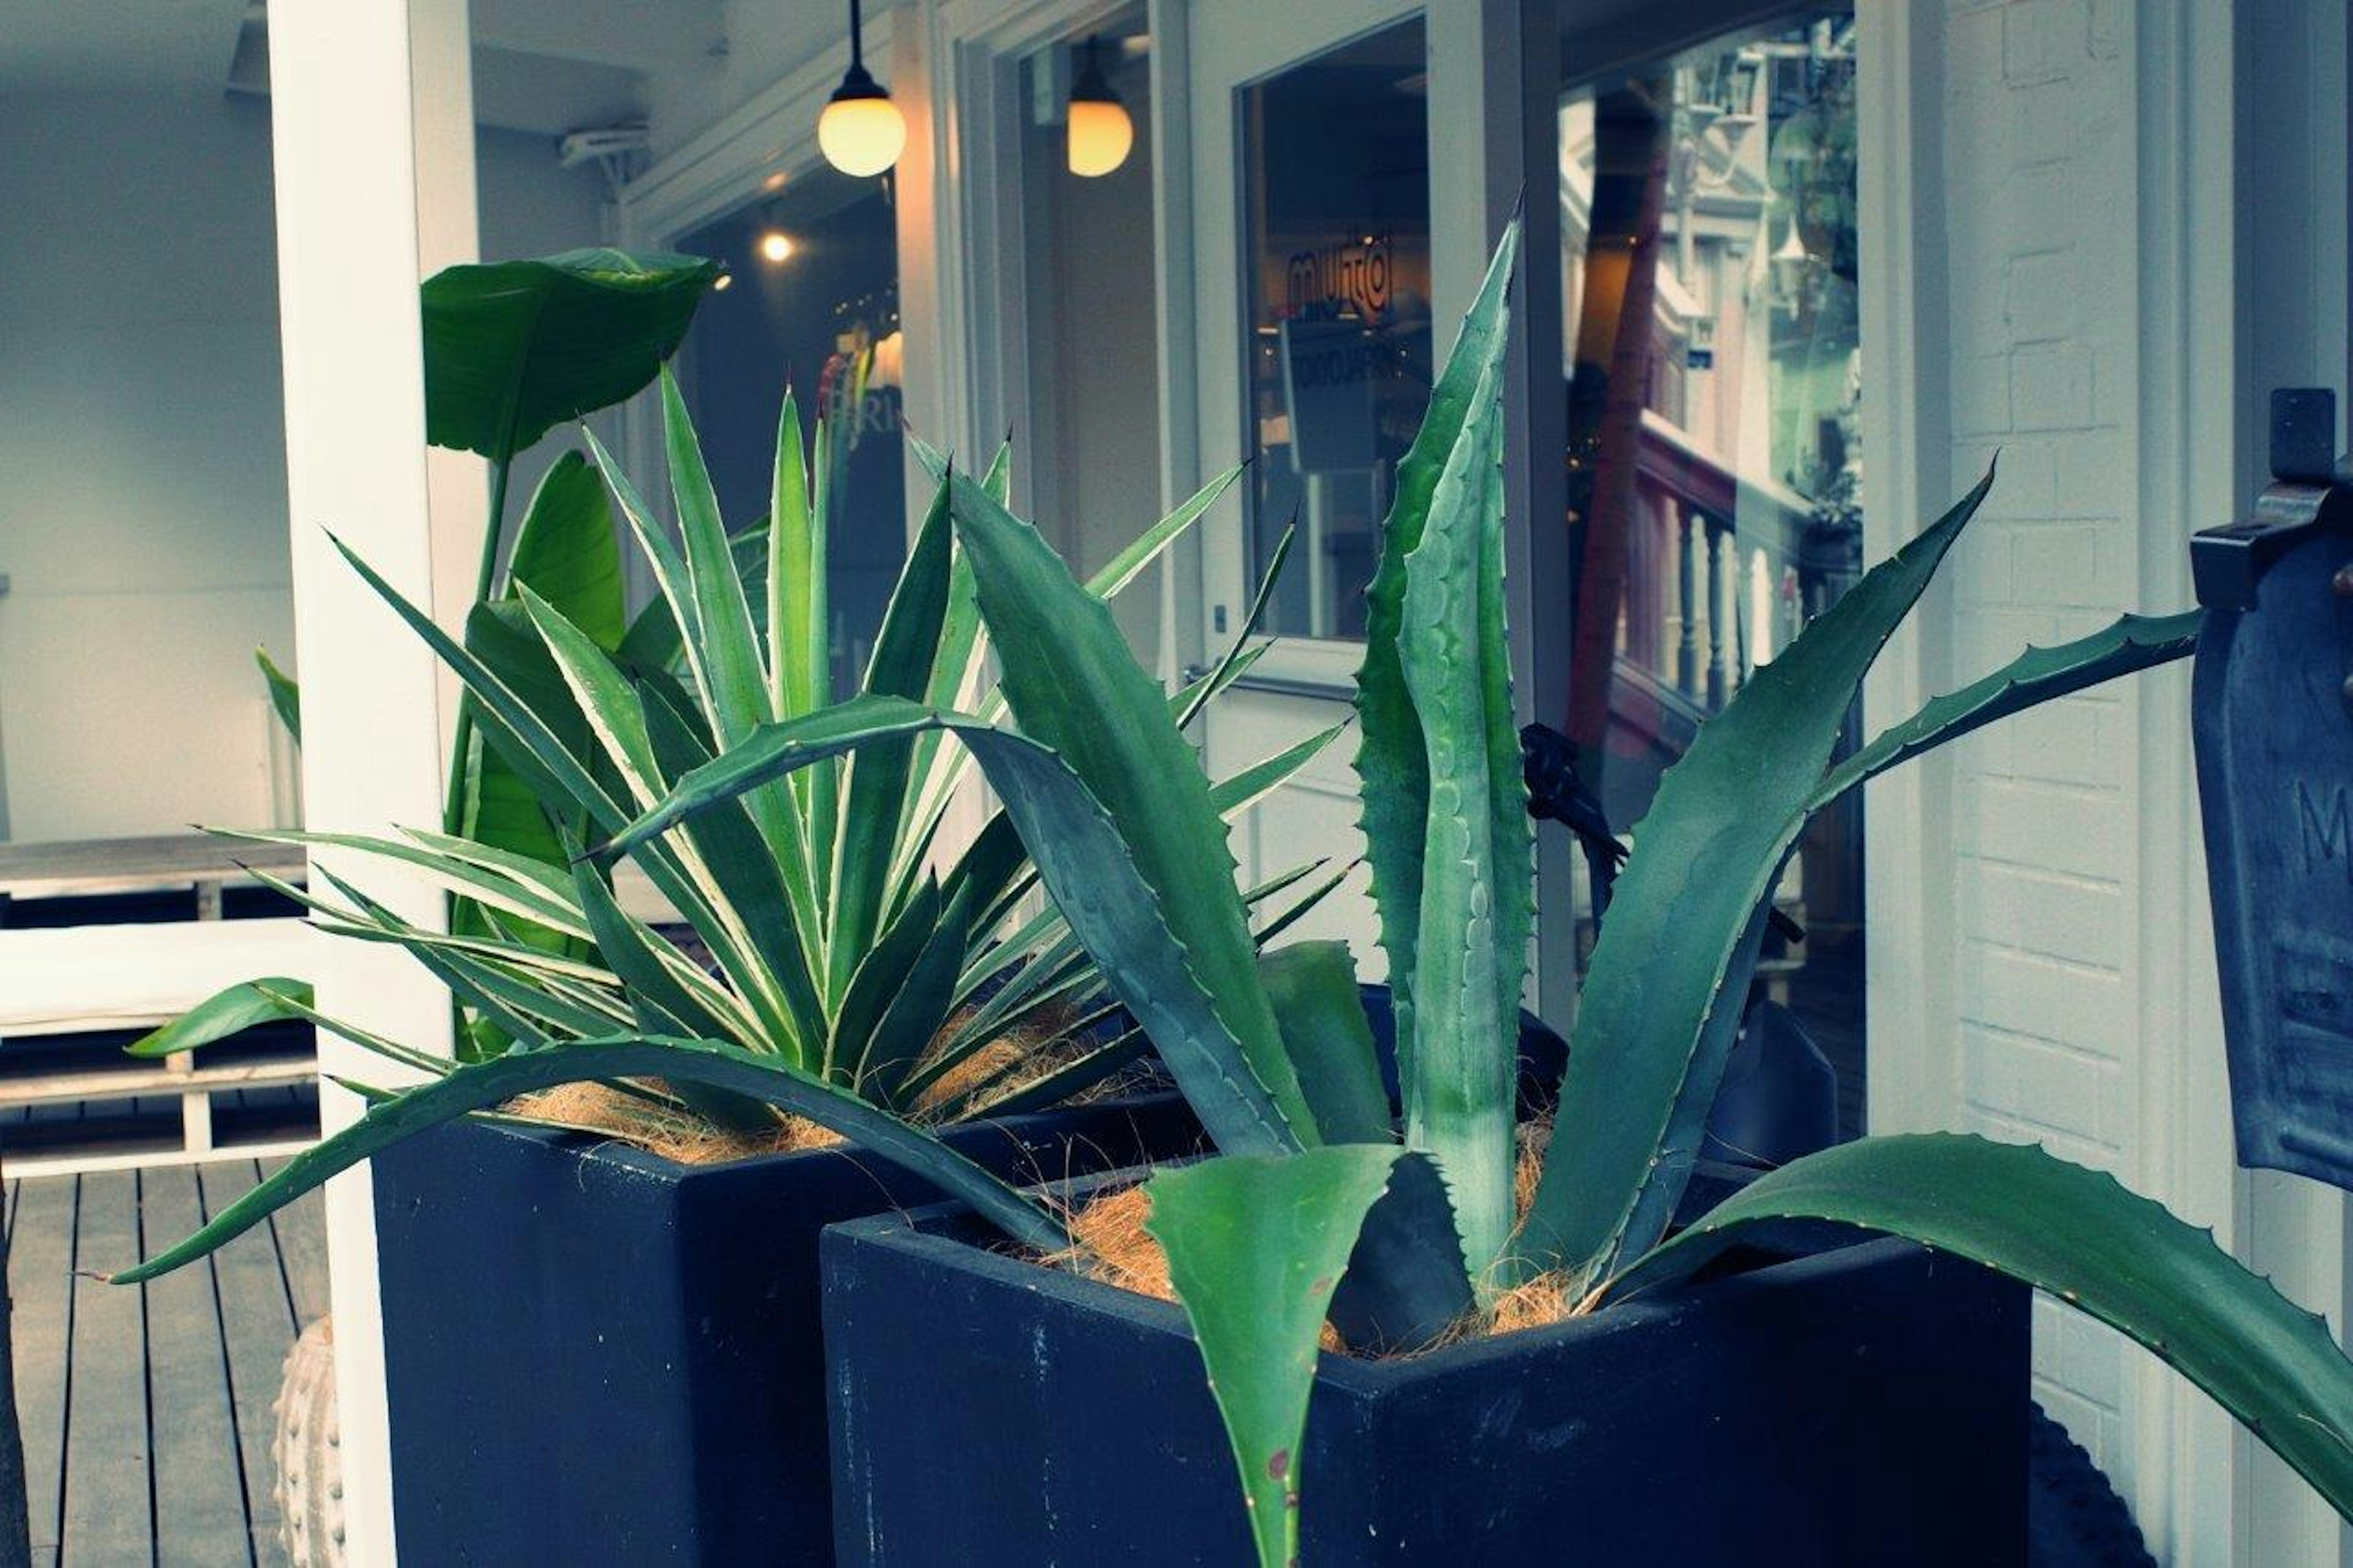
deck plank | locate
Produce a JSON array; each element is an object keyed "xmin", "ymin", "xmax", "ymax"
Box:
[
  {"xmin": 200, "ymin": 1162, "xmax": 295, "ymax": 1565},
  {"xmin": 9, "ymin": 1176, "xmax": 74, "ymax": 1559},
  {"xmin": 142, "ymin": 1167, "xmax": 256, "ymax": 1567},
  {"xmin": 257, "ymin": 1157, "xmax": 328, "ymax": 1328},
  {"xmin": 61, "ymin": 1170, "xmax": 153, "ymax": 1562}
]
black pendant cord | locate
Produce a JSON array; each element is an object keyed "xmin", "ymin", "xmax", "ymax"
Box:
[{"xmin": 847, "ymin": 0, "xmax": 865, "ymax": 72}]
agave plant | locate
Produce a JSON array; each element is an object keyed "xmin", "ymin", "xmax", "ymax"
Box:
[
  {"xmin": 116, "ymin": 225, "xmax": 2353, "ymax": 1567},
  {"xmin": 165, "ymin": 246, "xmax": 725, "ymax": 1059},
  {"xmin": 126, "ymin": 351, "xmax": 1339, "ymax": 1153}
]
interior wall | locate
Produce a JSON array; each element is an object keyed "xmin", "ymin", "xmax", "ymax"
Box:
[{"xmin": 0, "ymin": 89, "xmax": 603, "ymax": 843}]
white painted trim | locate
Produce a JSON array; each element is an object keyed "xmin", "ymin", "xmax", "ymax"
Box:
[
  {"xmin": 2121, "ymin": 2, "xmax": 2251, "ymax": 1559},
  {"xmin": 265, "ymin": 1, "xmax": 479, "ymax": 1560},
  {"xmin": 1858, "ymin": 0, "xmax": 1955, "ymax": 1140}
]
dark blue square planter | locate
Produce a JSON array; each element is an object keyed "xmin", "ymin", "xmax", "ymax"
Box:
[
  {"xmin": 373, "ymin": 1092, "xmax": 1201, "ymax": 1565},
  {"xmin": 822, "ymin": 1173, "xmax": 2029, "ymax": 1565}
]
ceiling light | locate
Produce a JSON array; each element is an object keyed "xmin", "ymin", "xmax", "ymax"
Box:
[
  {"xmin": 819, "ymin": 0, "xmax": 906, "ymax": 178},
  {"xmin": 1066, "ymin": 36, "xmax": 1134, "ymax": 178},
  {"xmin": 759, "ymin": 230, "xmax": 796, "ymax": 264}
]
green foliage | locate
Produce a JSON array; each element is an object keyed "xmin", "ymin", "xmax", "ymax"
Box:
[
  {"xmin": 1519, "ymin": 464, "xmax": 1996, "ymax": 1296},
  {"xmin": 421, "ymin": 248, "xmax": 721, "ymax": 464},
  {"xmin": 130, "ymin": 979, "xmax": 314, "ymax": 1059},
  {"xmin": 1606, "ymin": 1134, "xmax": 2353, "ymax": 1520},
  {"xmin": 1143, "ymin": 1148, "xmax": 1418, "ymax": 1568},
  {"xmin": 128, "ymin": 366, "xmax": 1328, "ymax": 1274},
  {"xmin": 255, "ymin": 646, "xmax": 301, "ymax": 744}
]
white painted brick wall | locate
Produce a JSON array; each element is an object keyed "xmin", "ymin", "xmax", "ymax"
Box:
[{"xmin": 1933, "ymin": 0, "xmax": 2143, "ymax": 1475}]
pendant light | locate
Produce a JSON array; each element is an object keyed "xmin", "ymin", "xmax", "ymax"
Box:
[
  {"xmin": 1066, "ymin": 36, "xmax": 1134, "ymax": 178},
  {"xmin": 819, "ymin": 0, "xmax": 906, "ymax": 178}
]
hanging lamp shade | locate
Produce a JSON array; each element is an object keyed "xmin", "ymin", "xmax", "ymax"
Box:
[
  {"xmin": 819, "ymin": 0, "xmax": 905, "ymax": 177},
  {"xmin": 1066, "ymin": 37, "xmax": 1133, "ymax": 178}
]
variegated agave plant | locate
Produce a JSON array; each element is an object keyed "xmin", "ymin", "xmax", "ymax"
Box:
[
  {"xmin": 122, "ymin": 228, "xmax": 2353, "ymax": 1568},
  {"xmin": 118, "ymin": 367, "xmax": 1339, "ymax": 1206}
]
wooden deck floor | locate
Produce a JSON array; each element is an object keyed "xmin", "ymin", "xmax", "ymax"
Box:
[{"xmin": 7, "ymin": 1094, "xmax": 327, "ymax": 1567}]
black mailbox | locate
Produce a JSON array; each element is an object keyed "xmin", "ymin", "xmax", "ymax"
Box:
[{"xmin": 2192, "ymin": 388, "xmax": 2353, "ymax": 1188}]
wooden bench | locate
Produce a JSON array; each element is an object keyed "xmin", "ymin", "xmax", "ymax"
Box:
[{"xmin": 0, "ymin": 836, "xmax": 318, "ymax": 1175}]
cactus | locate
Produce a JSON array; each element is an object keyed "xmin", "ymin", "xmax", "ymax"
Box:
[{"xmin": 273, "ymin": 1317, "xmax": 345, "ymax": 1568}]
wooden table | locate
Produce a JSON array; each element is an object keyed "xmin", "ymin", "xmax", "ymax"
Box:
[{"xmin": 0, "ymin": 834, "xmax": 308, "ymax": 919}]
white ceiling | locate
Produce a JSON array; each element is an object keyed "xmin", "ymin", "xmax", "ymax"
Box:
[{"xmin": 0, "ymin": 0, "xmax": 727, "ymax": 135}]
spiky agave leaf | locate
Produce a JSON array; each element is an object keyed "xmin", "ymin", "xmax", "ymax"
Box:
[{"xmin": 1605, "ymin": 1134, "xmax": 2353, "ymax": 1521}]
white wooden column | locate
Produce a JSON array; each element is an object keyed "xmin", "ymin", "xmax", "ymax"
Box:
[{"xmin": 268, "ymin": 2, "xmax": 480, "ymax": 1560}]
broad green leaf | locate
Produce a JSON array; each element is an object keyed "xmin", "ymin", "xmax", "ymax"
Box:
[
  {"xmin": 1257, "ymin": 944, "xmax": 1391, "ymax": 1146},
  {"xmin": 504, "ymin": 451, "xmax": 626, "ymax": 649},
  {"xmin": 1811, "ymin": 610, "xmax": 2202, "ymax": 811},
  {"xmin": 949, "ymin": 472, "xmax": 1315, "ymax": 1146},
  {"xmin": 423, "ymin": 248, "xmax": 719, "ymax": 463},
  {"xmin": 1395, "ymin": 359, "xmax": 1527, "ymax": 1287},
  {"xmin": 1354, "ymin": 219, "xmax": 1520, "ymax": 1123},
  {"xmin": 1520, "ymin": 467, "xmax": 1996, "ymax": 1296},
  {"xmin": 1605, "ymin": 1133, "xmax": 2353, "ymax": 1522},
  {"xmin": 256, "ymin": 647, "xmax": 300, "ymax": 744},
  {"xmin": 1143, "ymin": 1148, "xmax": 1420, "ymax": 1568},
  {"xmin": 599, "ymin": 694, "xmax": 1300, "ymax": 1154},
  {"xmin": 110, "ymin": 1032, "xmax": 1064, "ymax": 1286},
  {"xmin": 128, "ymin": 979, "xmax": 314, "ymax": 1059}
]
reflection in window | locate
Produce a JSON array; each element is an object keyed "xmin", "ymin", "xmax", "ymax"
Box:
[
  {"xmin": 1239, "ymin": 18, "xmax": 1431, "ymax": 640},
  {"xmin": 1558, "ymin": 15, "xmax": 1864, "ymax": 1129},
  {"xmin": 678, "ymin": 177, "xmax": 905, "ymax": 699}
]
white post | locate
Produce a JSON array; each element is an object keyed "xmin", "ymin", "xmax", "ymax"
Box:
[{"xmin": 267, "ymin": 2, "xmax": 479, "ymax": 1560}]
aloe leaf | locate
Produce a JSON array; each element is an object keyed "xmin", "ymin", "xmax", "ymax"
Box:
[
  {"xmin": 109, "ymin": 1033, "xmax": 1066, "ymax": 1286},
  {"xmin": 128, "ymin": 980, "xmax": 314, "ymax": 1059},
  {"xmin": 857, "ymin": 880, "xmax": 976, "ymax": 1105},
  {"xmin": 1143, "ymin": 1147, "xmax": 1429, "ymax": 1568},
  {"xmin": 1520, "ymin": 468, "xmax": 1998, "ymax": 1293},
  {"xmin": 1355, "ymin": 219, "xmax": 1521, "ymax": 1118},
  {"xmin": 1212, "ymin": 726, "xmax": 1347, "ymax": 824},
  {"xmin": 1523, "ymin": 471, "xmax": 1998, "ymax": 1289},
  {"xmin": 1605, "ymin": 1132, "xmax": 2353, "ymax": 1520},
  {"xmin": 638, "ymin": 687, "xmax": 827, "ymax": 1061},
  {"xmin": 1811, "ymin": 609, "xmax": 2202, "ymax": 811},
  {"xmin": 829, "ymin": 874, "xmax": 944, "ymax": 1083},
  {"xmin": 207, "ymin": 827, "xmax": 586, "ymax": 936},
  {"xmin": 600, "ymin": 694, "xmax": 1300, "ymax": 1154},
  {"xmin": 661, "ymin": 368, "xmax": 770, "ymax": 747},
  {"xmin": 256, "ymin": 647, "xmax": 301, "ymax": 744},
  {"xmin": 1259, "ymin": 943, "xmax": 1391, "ymax": 1146},
  {"xmin": 618, "ymin": 523, "xmax": 767, "ymax": 677},
  {"xmin": 831, "ymin": 480, "xmax": 955, "ymax": 998},
  {"xmin": 1395, "ymin": 360, "xmax": 1528, "ymax": 1287},
  {"xmin": 768, "ymin": 388, "xmax": 820, "ymax": 719},
  {"xmin": 422, "ymin": 248, "xmax": 718, "ymax": 464},
  {"xmin": 1178, "ymin": 525, "xmax": 1294, "ymax": 730},
  {"xmin": 949, "ymin": 471, "xmax": 1314, "ymax": 1145}
]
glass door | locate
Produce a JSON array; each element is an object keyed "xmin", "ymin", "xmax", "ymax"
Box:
[
  {"xmin": 675, "ymin": 169, "xmax": 906, "ymax": 699},
  {"xmin": 1552, "ymin": 7, "xmax": 1867, "ymax": 1129},
  {"xmin": 1182, "ymin": 0, "xmax": 1447, "ymax": 969}
]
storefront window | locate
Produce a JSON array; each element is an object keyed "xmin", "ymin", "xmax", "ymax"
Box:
[
  {"xmin": 678, "ymin": 175, "xmax": 905, "ymax": 699},
  {"xmin": 1558, "ymin": 13, "xmax": 1865, "ymax": 1128},
  {"xmin": 1237, "ymin": 18, "xmax": 1431, "ymax": 640}
]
